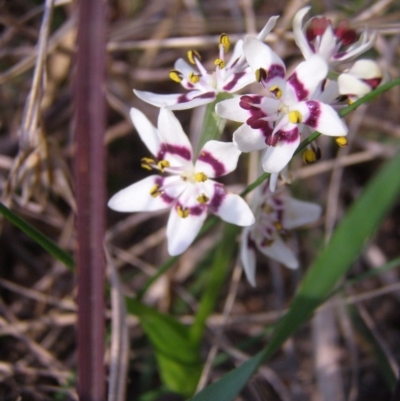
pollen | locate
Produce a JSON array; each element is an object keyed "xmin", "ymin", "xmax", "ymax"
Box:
[
  {"xmin": 157, "ymin": 160, "xmax": 170, "ymax": 172},
  {"xmin": 141, "ymin": 157, "xmax": 155, "ymax": 170},
  {"xmin": 302, "ymin": 149, "xmax": 317, "ymax": 164},
  {"xmin": 189, "ymin": 72, "xmax": 201, "ymax": 84},
  {"xmin": 255, "ymin": 68, "xmax": 268, "ymax": 83},
  {"xmin": 177, "ymin": 205, "xmax": 190, "ymax": 218},
  {"xmin": 169, "ymin": 70, "xmax": 183, "ymax": 83},
  {"xmin": 219, "ymin": 33, "xmax": 230, "ymax": 53},
  {"xmin": 197, "ymin": 194, "xmax": 209, "ymax": 204},
  {"xmin": 269, "ymin": 85, "xmax": 282, "ymax": 99},
  {"xmin": 335, "ymin": 136, "xmax": 348, "ymax": 147},
  {"xmin": 187, "ymin": 50, "xmax": 201, "ymax": 64},
  {"xmin": 149, "ymin": 184, "xmax": 162, "ymax": 198},
  {"xmin": 288, "ymin": 110, "xmax": 302, "ymax": 124},
  {"xmin": 214, "ymin": 58, "xmax": 225, "ymax": 69},
  {"xmin": 194, "ymin": 172, "xmax": 207, "ymax": 182}
]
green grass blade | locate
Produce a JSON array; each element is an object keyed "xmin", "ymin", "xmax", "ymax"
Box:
[
  {"xmin": 191, "ymin": 151, "xmax": 400, "ymax": 401},
  {"xmin": 0, "ymin": 202, "xmax": 74, "ymax": 270}
]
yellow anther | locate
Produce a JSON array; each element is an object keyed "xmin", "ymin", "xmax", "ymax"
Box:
[
  {"xmin": 274, "ymin": 221, "xmax": 283, "ymax": 231},
  {"xmin": 177, "ymin": 205, "xmax": 190, "ymax": 218},
  {"xmin": 149, "ymin": 184, "xmax": 162, "ymax": 198},
  {"xmin": 288, "ymin": 110, "xmax": 302, "ymax": 124},
  {"xmin": 262, "ymin": 238, "xmax": 274, "ymax": 247},
  {"xmin": 187, "ymin": 50, "xmax": 201, "ymax": 64},
  {"xmin": 302, "ymin": 149, "xmax": 317, "ymax": 164},
  {"xmin": 194, "ymin": 172, "xmax": 207, "ymax": 182},
  {"xmin": 169, "ymin": 69, "xmax": 183, "ymax": 83},
  {"xmin": 214, "ymin": 58, "xmax": 225, "ymax": 69},
  {"xmin": 348, "ymin": 98, "xmax": 355, "ymax": 105},
  {"xmin": 335, "ymin": 136, "xmax": 348, "ymax": 147},
  {"xmin": 197, "ymin": 194, "xmax": 209, "ymax": 204},
  {"xmin": 255, "ymin": 68, "xmax": 268, "ymax": 83},
  {"xmin": 157, "ymin": 160, "xmax": 170, "ymax": 172},
  {"xmin": 219, "ymin": 33, "xmax": 231, "ymax": 53},
  {"xmin": 262, "ymin": 203, "xmax": 274, "ymax": 214},
  {"xmin": 141, "ymin": 157, "xmax": 155, "ymax": 170},
  {"xmin": 269, "ymin": 85, "xmax": 282, "ymax": 99},
  {"xmin": 188, "ymin": 72, "xmax": 200, "ymax": 84}
]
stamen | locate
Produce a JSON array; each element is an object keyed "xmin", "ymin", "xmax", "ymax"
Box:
[
  {"xmin": 177, "ymin": 205, "xmax": 190, "ymax": 218},
  {"xmin": 194, "ymin": 172, "xmax": 207, "ymax": 182},
  {"xmin": 219, "ymin": 33, "xmax": 230, "ymax": 53},
  {"xmin": 169, "ymin": 70, "xmax": 183, "ymax": 83},
  {"xmin": 149, "ymin": 184, "xmax": 162, "ymax": 198},
  {"xmin": 274, "ymin": 221, "xmax": 283, "ymax": 231},
  {"xmin": 262, "ymin": 203, "xmax": 274, "ymax": 214},
  {"xmin": 269, "ymin": 85, "xmax": 282, "ymax": 99},
  {"xmin": 288, "ymin": 110, "xmax": 302, "ymax": 124},
  {"xmin": 261, "ymin": 238, "xmax": 274, "ymax": 247},
  {"xmin": 187, "ymin": 50, "xmax": 201, "ymax": 64},
  {"xmin": 302, "ymin": 149, "xmax": 318, "ymax": 164},
  {"xmin": 197, "ymin": 194, "xmax": 209, "ymax": 204},
  {"xmin": 188, "ymin": 72, "xmax": 201, "ymax": 84},
  {"xmin": 214, "ymin": 58, "xmax": 225, "ymax": 69},
  {"xmin": 157, "ymin": 160, "xmax": 170, "ymax": 172},
  {"xmin": 141, "ymin": 157, "xmax": 155, "ymax": 170},
  {"xmin": 255, "ymin": 68, "xmax": 268, "ymax": 83},
  {"xmin": 335, "ymin": 137, "xmax": 348, "ymax": 147}
]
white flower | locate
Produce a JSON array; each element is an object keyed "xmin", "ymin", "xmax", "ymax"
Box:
[
  {"xmin": 293, "ymin": 7, "xmax": 376, "ymax": 67},
  {"xmin": 338, "ymin": 59, "xmax": 386, "ymax": 103},
  {"xmin": 133, "ymin": 16, "xmax": 279, "ymax": 110},
  {"xmin": 108, "ymin": 107, "xmax": 255, "ymax": 256},
  {"xmin": 240, "ymin": 182, "xmax": 321, "ymax": 286},
  {"xmin": 216, "ymin": 37, "xmax": 347, "ymax": 189}
]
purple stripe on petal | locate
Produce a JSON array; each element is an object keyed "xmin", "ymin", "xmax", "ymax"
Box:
[
  {"xmin": 208, "ymin": 183, "xmax": 226, "ymax": 212},
  {"xmin": 198, "ymin": 91, "xmax": 216, "ymax": 99},
  {"xmin": 223, "ymin": 72, "xmax": 246, "ymax": 91},
  {"xmin": 288, "ymin": 72, "xmax": 308, "ymax": 101},
  {"xmin": 247, "ymin": 233, "xmax": 257, "ymax": 251},
  {"xmin": 239, "ymin": 95, "xmax": 263, "ymax": 110},
  {"xmin": 266, "ymin": 127, "xmax": 299, "ymax": 146},
  {"xmin": 197, "ymin": 150, "xmax": 225, "ymax": 176},
  {"xmin": 177, "ymin": 93, "xmax": 190, "ymax": 104},
  {"xmin": 189, "ymin": 205, "xmax": 205, "ymax": 216},
  {"xmin": 265, "ymin": 64, "xmax": 285, "ymax": 84},
  {"xmin": 157, "ymin": 143, "xmax": 192, "ymax": 161},
  {"xmin": 303, "ymin": 100, "xmax": 321, "ymax": 129},
  {"xmin": 155, "ymin": 177, "xmax": 175, "ymax": 204}
]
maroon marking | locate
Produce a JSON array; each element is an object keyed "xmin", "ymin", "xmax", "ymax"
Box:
[
  {"xmin": 364, "ymin": 77, "xmax": 382, "ymax": 89},
  {"xmin": 288, "ymin": 72, "xmax": 308, "ymax": 100},
  {"xmin": 303, "ymin": 100, "xmax": 321, "ymax": 128},
  {"xmin": 157, "ymin": 143, "xmax": 192, "ymax": 161},
  {"xmin": 334, "ymin": 21, "xmax": 356, "ymax": 46},
  {"xmin": 155, "ymin": 176, "xmax": 175, "ymax": 204},
  {"xmin": 208, "ymin": 184, "xmax": 226, "ymax": 212},
  {"xmin": 247, "ymin": 233, "xmax": 257, "ymax": 251},
  {"xmin": 189, "ymin": 205, "xmax": 205, "ymax": 216},
  {"xmin": 266, "ymin": 126, "xmax": 299, "ymax": 146},
  {"xmin": 239, "ymin": 95, "xmax": 263, "ymax": 110},
  {"xmin": 223, "ymin": 72, "xmax": 246, "ymax": 91},
  {"xmin": 197, "ymin": 150, "xmax": 225, "ymax": 176},
  {"xmin": 306, "ymin": 17, "xmax": 331, "ymax": 42},
  {"xmin": 265, "ymin": 64, "xmax": 285, "ymax": 84},
  {"xmin": 198, "ymin": 91, "xmax": 216, "ymax": 99}
]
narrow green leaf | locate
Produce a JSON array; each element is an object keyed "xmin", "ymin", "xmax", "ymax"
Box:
[
  {"xmin": 0, "ymin": 202, "xmax": 74, "ymax": 270},
  {"xmin": 126, "ymin": 298, "xmax": 202, "ymax": 396},
  {"xmin": 190, "ymin": 152, "xmax": 400, "ymax": 401}
]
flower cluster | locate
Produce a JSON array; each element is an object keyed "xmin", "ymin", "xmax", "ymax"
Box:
[{"xmin": 108, "ymin": 8, "xmax": 385, "ymax": 283}]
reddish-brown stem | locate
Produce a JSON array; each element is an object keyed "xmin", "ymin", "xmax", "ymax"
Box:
[{"xmin": 74, "ymin": 0, "xmax": 107, "ymax": 398}]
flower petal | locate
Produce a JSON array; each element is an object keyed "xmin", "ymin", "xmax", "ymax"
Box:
[
  {"xmin": 222, "ymin": 68, "xmax": 256, "ymax": 92},
  {"xmin": 257, "ymin": 234, "xmax": 299, "ymax": 269},
  {"xmin": 233, "ymin": 123, "xmax": 271, "ymax": 152},
  {"xmin": 257, "ymin": 15, "xmax": 280, "ymax": 41},
  {"xmin": 211, "ymin": 189, "xmax": 255, "ymax": 226},
  {"xmin": 338, "ymin": 73, "xmax": 371, "ymax": 98},
  {"xmin": 243, "ymin": 37, "xmax": 286, "ymax": 82},
  {"xmin": 299, "ymin": 100, "xmax": 348, "ymax": 136},
  {"xmin": 134, "ymin": 89, "xmax": 215, "ymax": 110},
  {"xmin": 240, "ymin": 226, "xmax": 257, "ymax": 287},
  {"xmin": 166, "ymin": 206, "xmax": 207, "ymax": 256},
  {"xmin": 195, "ymin": 140, "xmax": 241, "ymax": 178},
  {"xmin": 283, "ymin": 198, "xmax": 321, "ymax": 229},
  {"xmin": 130, "ymin": 108, "xmax": 160, "ymax": 156},
  {"xmin": 108, "ymin": 175, "xmax": 174, "ymax": 212},
  {"xmin": 292, "ymin": 7, "xmax": 314, "ymax": 60},
  {"xmin": 286, "ymin": 55, "xmax": 328, "ymax": 102},
  {"xmin": 262, "ymin": 132, "xmax": 300, "ymax": 174},
  {"xmin": 215, "ymin": 97, "xmax": 251, "ymax": 122}
]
